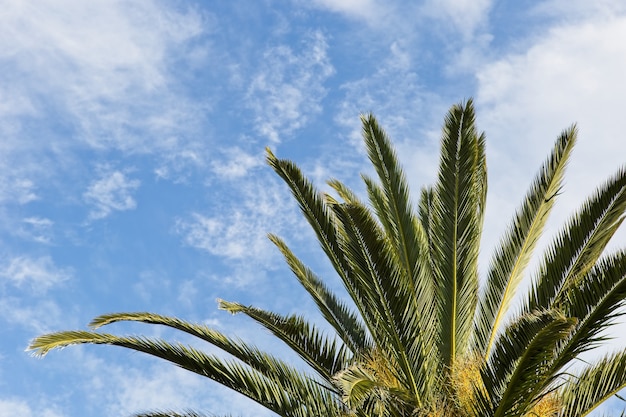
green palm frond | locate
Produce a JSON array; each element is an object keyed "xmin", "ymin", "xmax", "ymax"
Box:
[
  {"xmin": 527, "ymin": 167, "xmax": 626, "ymax": 313},
  {"xmin": 87, "ymin": 311, "xmax": 339, "ymax": 391},
  {"xmin": 266, "ymin": 148, "xmax": 351, "ymax": 285},
  {"xmin": 29, "ymin": 331, "xmax": 340, "ymax": 417},
  {"xmin": 218, "ymin": 299, "xmax": 351, "ymax": 382},
  {"xmin": 431, "ymin": 99, "xmax": 484, "ymax": 366},
  {"xmin": 484, "ymin": 311, "xmax": 576, "ymax": 417},
  {"xmin": 548, "ymin": 250, "xmax": 626, "ymax": 372},
  {"xmin": 360, "ymin": 114, "xmax": 432, "ymax": 303},
  {"xmin": 332, "ymin": 201, "xmax": 433, "ymax": 404},
  {"xmin": 475, "ymin": 126, "xmax": 577, "ymax": 359},
  {"xmin": 269, "ymin": 233, "xmax": 370, "ymax": 354},
  {"xmin": 559, "ymin": 351, "xmax": 626, "ymax": 417}
]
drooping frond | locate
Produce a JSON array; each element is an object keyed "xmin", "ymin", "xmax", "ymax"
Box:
[
  {"xmin": 475, "ymin": 126, "xmax": 577, "ymax": 359},
  {"xmin": 559, "ymin": 351, "xmax": 626, "ymax": 417},
  {"xmin": 431, "ymin": 99, "xmax": 485, "ymax": 366},
  {"xmin": 89, "ymin": 312, "xmax": 328, "ymax": 394},
  {"xmin": 29, "ymin": 331, "xmax": 341, "ymax": 417},
  {"xmin": 219, "ymin": 299, "xmax": 351, "ymax": 382},
  {"xmin": 269, "ymin": 233, "xmax": 370, "ymax": 354},
  {"xmin": 526, "ymin": 166, "xmax": 626, "ymax": 313}
]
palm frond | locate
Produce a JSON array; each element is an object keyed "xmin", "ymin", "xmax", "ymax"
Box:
[
  {"xmin": 482, "ymin": 309, "xmax": 575, "ymax": 417},
  {"xmin": 526, "ymin": 167, "xmax": 626, "ymax": 312},
  {"xmin": 266, "ymin": 148, "xmax": 352, "ymax": 302},
  {"xmin": 218, "ymin": 299, "xmax": 351, "ymax": 382},
  {"xmin": 559, "ymin": 351, "xmax": 626, "ymax": 417},
  {"xmin": 431, "ymin": 99, "xmax": 484, "ymax": 366},
  {"xmin": 418, "ymin": 186, "xmax": 436, "ymax": 279},
  {"xmin": 332, "ymin": 202, "xmax": 435, "ymax": 405},
  {"xmin": 269, "ymin": 233, "xmax": 370, "ymax": 355},
  {"xmin": 360, "ymin": 114, "xmax": 432, "ymax": 304},
  {"xmin": 88, "ymin": 311, "xmax": 336, "ymax": 392},
  {"xmin": 548, "ymin": 250, "xmax": 626, "ymax": 374},
  {"xmin": 29, "ymin": 331, "xmax": 340, "ymax": 417},
  {"xmin": 475, "ymin": 126, "xmax": 577, "ymax": 359}
]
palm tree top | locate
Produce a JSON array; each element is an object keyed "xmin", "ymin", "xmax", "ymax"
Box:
[{"xmin": 29, "ymin": 99, "xmax": 626, "ymax": 417}]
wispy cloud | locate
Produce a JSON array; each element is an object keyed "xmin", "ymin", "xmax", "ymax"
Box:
[
  {"xmin": 421, "ymin": 0, "xmax": 492, "ymax": 39},
  {"xmin": 0, "ymin": 0, "xmax": 210, "ymax": 206},
  {"xmin": 17, "ymin": 217, "xmax": 54, "ymax": 244},
  {"xmin": 246, "ymin": 31, "xmax": 334, "ymax": 143},
  {"xmin": 210, "ymin": 147, "xmax": 264, "ymax": 179},
  {"xmin": 307, "ymin": 0, "xmax": 385, "ymax": 22},
  {"xmin": 83, "ymin": 170, "xmax": 140, "ymax": 220},
  {"xmin": 0, "ymin": 255, "xmax": 71, "ymax": 294},
  {"xmin": 0, "ymin": 178, "xmax": 38, "ymax": 205},
  {"xmin": 176, "ymin": 172, "xmax": 305, "ymax": 285},
  {"xmin": 0, "ymin": 398, "xmax": 63, "ymax": 417}
]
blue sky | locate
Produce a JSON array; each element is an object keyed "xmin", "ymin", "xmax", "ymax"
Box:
[{"xmin": 2, "ymin": 1, "xmax": 626, "ymax": 416}]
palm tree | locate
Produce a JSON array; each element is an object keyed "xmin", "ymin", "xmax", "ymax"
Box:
[{"xmin": 30, "ymin": 100, "xmax": 626, "ymax": 417}]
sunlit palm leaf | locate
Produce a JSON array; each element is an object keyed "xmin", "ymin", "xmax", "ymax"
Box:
[
  {"xmin": 431, "ymin": 99, "xmax": 484, "ymax": 366},
  {"xmin": 527, "ymin": 167, "xmax": 626, "ymax": 312},
  {"xmin": 475, "ymin": 126, "xmax": 577, "ymax": 359}
]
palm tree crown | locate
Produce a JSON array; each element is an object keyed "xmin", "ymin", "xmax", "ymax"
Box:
[{"xmin": 30, "ymin": 100, "xmax": 626, "ymax": 417}]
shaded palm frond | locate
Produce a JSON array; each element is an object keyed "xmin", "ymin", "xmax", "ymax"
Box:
[
  {"xmin": 269, "ymin": 233, "xmax": 370, "ymax": 355},
  {"xmin": 360, "ymin": 114, "xmax": 432, "ymax": 302},
  {"xmin": 475, "ymin": 126, "xmax": 577, "ymax": 359},
  {"xmin": 418, "ymin": 185, "xmax": 436, "ymax": 280}
]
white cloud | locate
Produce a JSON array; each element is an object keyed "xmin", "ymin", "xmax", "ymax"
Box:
[
  {"xmin": 210, "ymin": 147, "xmax": 264, "ymax": 179},
  {"xmin": 0, "ymin": 0, "xmax": 210, "ymax": 201},
  {"xmin": 472, "ymin": 10, "xmax": 626, "ymax": 354},
  {"xmin": 476, "ymin": 14, "xmax": 626, "ymax": 232},
  {"xmin": 308, "ymin": 0, "xmax": 384, "ymax": 22},
  {"xmin": 0, "ymin": 398, "xmax": 63, "ymax": 417},
  {"xmin": 176, "ymin": 174, "xmax": 305, "ymax": 285},
  {"xmin": 0, "ymin": 177, "xmax": 38, "ymax": 205},
  {"xmin": 0, "ymin": 256, "xmax": 70, "ymax": 294},
  {"xmin": 84, "ymin": 170, "xmax": 140, "ymax": 220},
  {"xmin": 246, "ymin": 31, "xmax": 334, "ymax": 143},
  {"xmin": 421, "ymin": 0, "xmax": 492, "ymax": 39}
]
